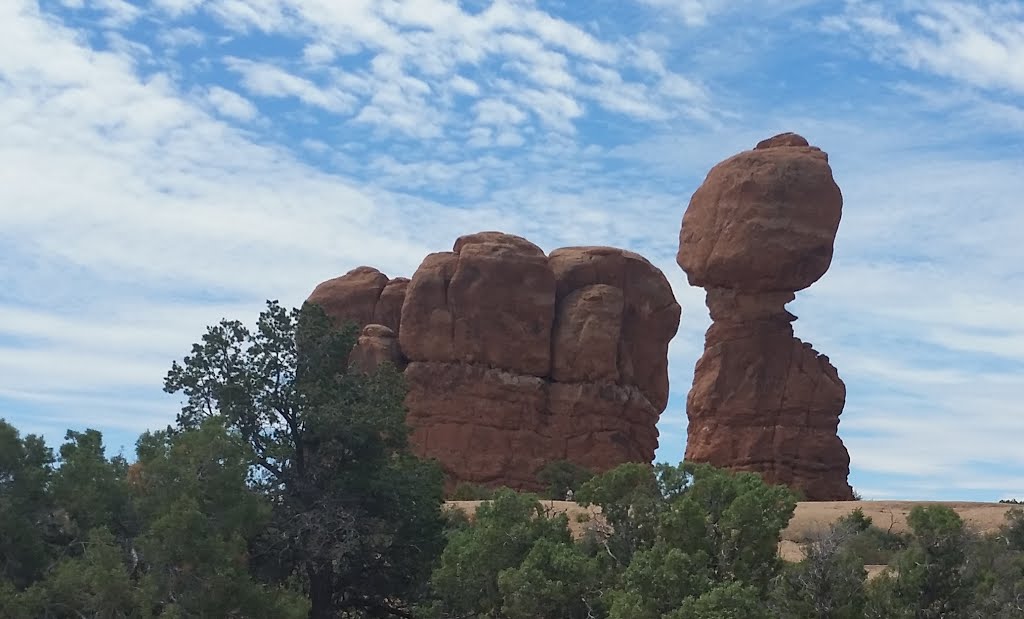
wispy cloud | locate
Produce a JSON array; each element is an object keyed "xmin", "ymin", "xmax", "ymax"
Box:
[
  {"xmin": 226, "ymin": 57, "xmax": 359, "ymax": 113},
  {"xmin": 822, "ymin": 1, "xmax": 1024, "ymax": 113},
  {"xmin": 206, "ymin": 85, "xmax": 258, "ymax": 120}
]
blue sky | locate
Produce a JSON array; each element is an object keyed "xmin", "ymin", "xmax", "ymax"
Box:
[{"xmin": 2, "ymin": 0, "xmax": 1022, "ymax": 501}]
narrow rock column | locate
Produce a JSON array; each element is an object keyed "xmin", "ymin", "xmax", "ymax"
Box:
[{"xmin": 677, "ymin": 133, "xmax": 854, "ymax": 501}]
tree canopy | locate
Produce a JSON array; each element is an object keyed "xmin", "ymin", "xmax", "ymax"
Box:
[{"xmin": 163, "ymin": 300, "xmax": 447, "ymax": 618}]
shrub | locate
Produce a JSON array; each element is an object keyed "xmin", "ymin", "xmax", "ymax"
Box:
[
  {"xmin": 837, "ymin": 508, "xmax": 909, "ymax": 565},
  {"xmin": 450, "ymin": 482, "xmax": 497, "ymax": 501},
  {"xmin": 537, "ymin": 460, "xmax": 594, "ymax": 500}
]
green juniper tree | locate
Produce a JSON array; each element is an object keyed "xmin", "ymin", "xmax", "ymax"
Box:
[
  {"xmin": 164, "ymin": 300, "xmax": 446, "ymax": 618},
  {"xmin": 428, "ymin": 489, "xmax": 578, "ymax": 617},
  {"xmin": 596, "ymin": 463, "xmax": 797, "ymax": 619},
  {"xmin": 0, "ymin": 420, "xmax": 55, "ymax": 590},
  {"xmin": 426, "ymin": 461, "xmax": 798, "ymax": 619},
  {"xmin": 865, "ymin": 505, "xmax": 973, "ymax": 619},
  {"xmin": 536, "ymin": 460, "xmax": 593, "ymax": 501},
  {"xmin": 130, "ymin": 419, "xmax": 308, "ymax": 618},
  {"xmin": 0, "ymin": 418, "xmax": 306, "ymax": 618}
]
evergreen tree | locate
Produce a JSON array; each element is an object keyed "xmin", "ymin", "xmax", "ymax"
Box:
[
  {"xmin": 0, "ymin": 420, "xmax": 55, "ymax": 588},
  {"xmin": 164, "ymin": 300, "xmax": 446, "ymax": 618},
  {"xmin": 866, "ymin": 505, "xmax": 972, "ymax": 618},
  {"xmin": 429, "ymin": 489, "xmax": 577, "ymax": 617}
]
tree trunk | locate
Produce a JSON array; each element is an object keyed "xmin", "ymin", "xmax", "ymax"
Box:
[{"xmin": 308, "ymin": 567, "xmax": 334, "ymax": 619}]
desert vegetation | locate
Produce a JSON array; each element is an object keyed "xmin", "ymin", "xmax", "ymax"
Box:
[{"xmin": 3, "ymin": 302, "xmax": 1023, "ymax": 618}]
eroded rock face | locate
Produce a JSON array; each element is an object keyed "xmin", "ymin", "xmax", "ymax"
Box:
[
  {"xmin": 549, "ymin": 247, "xmax": 680, "ymax": 411},
  {"xmin": 308, "ymin": 267, "xmax": 407, "ymax": 333},
  {"xmin": 374, "ymin": 278, "xmax": 409, "ymax": 333},
  {"xmin": 308, "ymin": 232, "xmax": 681, "ymax": 492},
  {"xmin": 402, "ymin": 232, "xmax": 556, "ymax": 376},
  {"xmin": 677, "ymin": 133, "xmax": 854, "ymax": 501},
  {"xmin": 349, "ymin": 324, "xmax": 404, "ymax": 374},
  {"xmin": 398, "ymin": 253, "xmax": 458, "ymax": 362},
  {"xmin": 550, "ymin": 284, "xmax": 623, "ymax": 384}
]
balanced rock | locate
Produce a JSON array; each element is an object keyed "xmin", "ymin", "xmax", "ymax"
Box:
[
  {"xmin": 677, "ymin": 133, "xmax": 854, "ymax": 501},
  {"xmin": 308, "ymin": 232, "xmax": 681, "ymax": 492},
  {"xmin": 678, "ymin": 131, "xmax": 843, "ymax": 293}
]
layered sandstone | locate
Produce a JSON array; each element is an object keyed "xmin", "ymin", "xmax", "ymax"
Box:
[
  {"xmin": 310, "ymin": 233, "xmax": 680, "ymax": 492},
  {"xmin": 677, "ymin": 132, "xmax": 854, "ymax": 501}
]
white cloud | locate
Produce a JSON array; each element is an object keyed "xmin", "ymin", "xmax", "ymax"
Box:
[
  {"xmin": 180, "ymin": 0, "xmax": 714, "ymax": 140},
  {"xmin": 226, "ymin": 57, "xmax": 358, "ymax": 112},
  {"xmin": 474, "ymin": 98, "xmax": 527, "ymax": 126},
  {"xmin": 505, "ymin": 85, "xmax": 584, "ymax": 133},
  {"xmin": 302, "ymin": 41, "xmax": 335, "ymax": 64},
  {"xmin": 207, "ymin": 0, "xmax": 288, "ymax": 33},
  {"xmin": 95, "ymin": 0, "xmax": 142, "ymax": 27},
  {"xmin": 494, "ymin": 130, "xmax": 525, "ymax": 147},
  {"xmin": 828, "ymin": 1, "xmax": 1024, "ymax": 95},
  {"xmin": 637, "ymin": 0, "xmax": 720, "ymax": 26},
  {"xmin": 658, "ymin": 73, "xmax": 707, "ymax": 103},
  {"xmin": 905, "ymin": 3, "xmax": 1024, "ymax": 93},
  {"xmin": 206, "ymin": 85, "xmax": 258, "ymax": 120},
  {"xmin": 637, "ymin": 0, "xmax": 822, "ymax": 27},
  {"xmin": 157, "ymin": 26, "xmax": 205, "ymax": 48},
  {"xmin": 855, "ymin": 14, "xmax": 900, "ymax": 36},
  {"xmin": 153, "ymin": 0, "xmax": 203, "ymax": 17}
]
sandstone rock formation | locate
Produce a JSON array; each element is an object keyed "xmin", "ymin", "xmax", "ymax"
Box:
[
  {"xmin": 400, "ymin": 232, "xmax": 556, "ymax": 376},
  {"xmin": 348, "ymin": 324, "xmax": 403, "ymax": 375},
  {"xmin": 308, "ymin": 233, "xmax": 681, "ymax": 492},
  {"xmin": 677, "ymin": 132, "xmax": 854, "ymax": 501},
  {"xmin": 308, "ymin": 267, "xmax": 408, "ymax": 333}
]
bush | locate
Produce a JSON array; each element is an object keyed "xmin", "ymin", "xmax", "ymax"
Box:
[
  {"xmin": 772, "ymin": 521, "xmax": 867, "ymax": 618},
  {"xmin": 450, "ymin": 482, "xmax": 497, "ymax": 501},
  {"xmin": 865, "ymin": 505, "xmax": 971, "ymax": 618},
  {"xmin": 429, "ymin": 489, "xmax": 574, "ymax": 616},
  {"xmin": 537, "ymin": 460, "xmax": 594, "ymax": 500},
  {"xmin": 1003, "ymin": 508, "xmax": 1024, "ymax": 550},
  {"xmin": 836, "ymin": 508, "xmax": 909, "ymax": 565}
]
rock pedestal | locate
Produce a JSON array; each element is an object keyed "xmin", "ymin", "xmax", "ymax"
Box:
[{"xmin": 677, "ymin": 133, "xmax": 854, "ymax": 501}]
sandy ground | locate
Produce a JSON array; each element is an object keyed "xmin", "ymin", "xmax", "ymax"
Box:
[
  {"xmin": 781, "ymin": 501, "xmax": 1016, "ymax": 567},
  {"xmin": 448, "ymin": 500, "xmax": 603, "ymax": 538},
  {"xmin": 786, "ymin": 501, "xmax": 1015, "ymax": 540},
  {"xmin": 448, "ymin": 499, "xmax": 1019, "ymax": 569}
]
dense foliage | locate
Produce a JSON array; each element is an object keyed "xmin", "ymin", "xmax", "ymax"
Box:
[
  {"xmin": 163, "ymin": 300, "xmax": 446, "ymax": 618},
  {"xmin": 0, "ymin": 418, "xmax": 309, "ymax": 618},
  {"xmin": 536, "ymin": 460, "xmax": 594, "ymax": 500},
  {"xmin": 3, "ymin": 300, "xmax": 1024, "ymax": 618}
]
